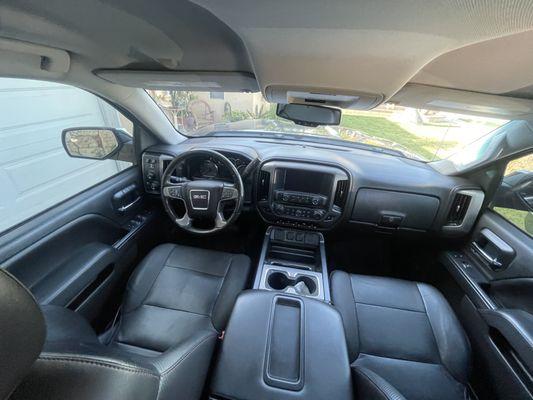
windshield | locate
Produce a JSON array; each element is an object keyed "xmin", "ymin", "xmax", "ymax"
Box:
[{"xmin": 147, "ymin": 90, "xmax": 508, "ymax": 162}]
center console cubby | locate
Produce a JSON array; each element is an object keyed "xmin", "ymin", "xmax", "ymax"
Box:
[{"xmin": 253, "ymin": 226, "xmax": 330, "ymax": 301}]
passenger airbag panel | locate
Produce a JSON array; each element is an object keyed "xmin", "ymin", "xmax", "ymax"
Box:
[{"xmin": 351, "ymin": 188, "xmax": 440, "ymax": 230}]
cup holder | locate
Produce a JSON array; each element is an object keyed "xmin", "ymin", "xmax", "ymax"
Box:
[{"xmin": 267, "ymin": 271, "xmax": 318, "ymax": 296}]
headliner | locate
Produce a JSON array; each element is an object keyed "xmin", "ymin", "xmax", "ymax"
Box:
[{"xmin": 1, "ymin": 0, "xmax": 533, "ymax": 118}]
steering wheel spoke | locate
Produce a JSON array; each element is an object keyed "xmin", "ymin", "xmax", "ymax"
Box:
[
  {"xmin": 214, "ymin": 208, "xmax": 228, "ymax": 229},
  {"xmin": 221, "ymin": 184, "xmax": 239, "ymax": 201},
  {"xmin": 162, "ymin": 184, "xmax": 185, "ymax": 200},
  {"xmin": 175, "ymin": 212, "xmax": 193, "ymax": 228}
]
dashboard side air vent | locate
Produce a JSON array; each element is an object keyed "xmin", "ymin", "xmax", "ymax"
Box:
[
  {"xmin": 333, "ymin": 180, "xmax": 349, "ymax": 208},
  {"xmin": 446, "ymin": 193, "xmax": 472, "ymax": 226},
  {"xmin": 258, "ymin": 170, "xmax": 271, "ymax": 201}
]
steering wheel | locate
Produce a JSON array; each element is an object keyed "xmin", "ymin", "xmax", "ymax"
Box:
[{"xmin": 160, "ymin": 149, "xmax": 244, "ymax": 235}]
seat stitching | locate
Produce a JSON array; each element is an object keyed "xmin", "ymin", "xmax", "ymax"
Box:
[
  {"xmin": 355, "ymin": 354, "xmax": 468, "ymax": 397},
  {"xmin": 113, "ymin": 341, "xmax": 163, "ymax": 356},
  {"xmin": 160, "ymin": 334, "xmax": 216, "ymax": 377},
  {"xmin": 349, "ymin": 274, "xmax": 362, "ymax": 360},
  {"xmin": 115, "ymin": 337, "xmax": 166, "ymax": 353},
  {"xmin": 126, "ymin": 246, "xmax": 175, "ymax": 315},
  {"xmin": 415, "ymin": 283, "xmax": 443, "ymax": 365},
  {"xmin": 356, "ymin": 352, "xmax": 441, "ymax": 366},
  {"xmin": 38, "ymin": 356, "xmax": 159, "ymax": 378},
  {"xmin": 163, "ymin": 263, "xmax": 225, "ymax": 277},
  {"xmin": 209, "ymin": 255, "xmax": 233, "ymax": 322},
  {"xmin": 142, "ymin": 303, "xmax": 211, "ymax": 317},
  {"xmin": 355, "ymin": 301, "xmax": 426, "ymax": 314},
  {"xmin": 355, "ymin": 367, "xmax": 400, "ymax": 400}
]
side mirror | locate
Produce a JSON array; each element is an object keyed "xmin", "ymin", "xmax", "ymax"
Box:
[
  {"xmin": 517, "ymin": 177, "xmax": 533, "ymax": 212},
  {"xmin": 62, "ymin": 127, "xmax": 131, "ymax": 160},
  {"xmin": 276, "ymin": 103, "xmax": 341, "ymax": 127},
  {"xmin": 494, "ymin": 170, "xmax": 533, "ymax": 212}
]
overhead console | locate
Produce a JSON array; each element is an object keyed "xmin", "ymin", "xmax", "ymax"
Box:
[{"xmin": 256, "ymin": 161, "xmax": 350, "ymax": 230}]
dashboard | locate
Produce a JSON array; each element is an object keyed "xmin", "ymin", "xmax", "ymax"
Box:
[
  {"xmin": 142, "ymin": 136, "xmax": 484, "ymax": 236},
  {"xmin": 143, "ymin": 150, "xmax": 253, "ymax": 191}
]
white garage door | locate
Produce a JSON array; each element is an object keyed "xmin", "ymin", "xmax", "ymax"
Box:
[{"xmin": 0, "ymin": 78, "xmax": 132, "ymax": 234}]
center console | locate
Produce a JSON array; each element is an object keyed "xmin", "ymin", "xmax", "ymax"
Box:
[
  {"xmin": 257, "ymin": 161, "xmax": 350, "ymax": 230},
  {"xmin": 253, "ymin": 226, "xmax": 330, "ymax": 302},
  {"xmin": 210, "ymin": 226, "xmax": 352, "ymax": 399},
  {"xmin": 210, "ymin": 291, "xmax": 352, "ymax": 400}
]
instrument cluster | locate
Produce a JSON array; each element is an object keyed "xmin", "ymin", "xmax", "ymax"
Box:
[{"xmin": 189, "ymin": 152, "xmax": 251, "ymax": 180}]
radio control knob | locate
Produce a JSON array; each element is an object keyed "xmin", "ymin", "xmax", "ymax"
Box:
[
  {"xmin": 311, "ymin": 197, "xmax": 319, "ymax": 206},
  {"xmin": 313, "ymin": 210, "xmax": 324, "ymax": 220},
  {"xmin": 282, "ymin": 194, "xmax": 289, "ymax": 202}
]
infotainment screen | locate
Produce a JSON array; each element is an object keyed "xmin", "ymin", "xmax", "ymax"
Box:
[{"xmin": 281, "ymin": 168, "xmax": 332, "ymax": 195}]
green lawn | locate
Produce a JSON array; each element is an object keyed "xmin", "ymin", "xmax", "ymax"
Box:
[
  {"xmin": 340, "ymin": 115, "xmax": 456, "ymax": 160},
  {"xmin": 493, "ymin": 207, "xmax": 532, "ymax": 234}
]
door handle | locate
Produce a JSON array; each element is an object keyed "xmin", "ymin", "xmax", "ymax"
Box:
[
  {"xmin": 471, "ymin": 228, "xmax": 515, "ymax": 271},
  {"xmin": 471, "ymin": 242, "xmax": 503, "ymax": 269},
  {"xmin": 112, "ymin": 184, "xmax": 141, "ymax": 213},
  {"xmin": 117, "ymin": 196, "xmax": 142, "ymax": 212}
]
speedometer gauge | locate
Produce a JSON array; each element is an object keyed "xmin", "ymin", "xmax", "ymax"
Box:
[{"xmin": 199, "ymin": 159, "xmax": 218, "ymax": 178}]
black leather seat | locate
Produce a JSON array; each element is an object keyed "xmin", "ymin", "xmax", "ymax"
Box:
[
  {"xmin": 331, "ymin": 271, "xmax": 471, "ymax": 400},
  {"xmin": 11, "ymin": 244, "xmax": 250, "ymax": 400},
  {"xmin": 0, "ymin": 270, "xmax": 45, "ymax": 400}
]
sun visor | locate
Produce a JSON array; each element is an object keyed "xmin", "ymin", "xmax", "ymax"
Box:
[
  {"xmin": 390, "ymin": 84, "xmax": 533, "ymax": 120},
  {"xmin": 95, "ymin": 70, "xmax": 259, "ymax": 92},
  {"xmin": 0, "ymin": 38, "xmax": 70, "ymax": 79},
  {"xmin": 264, "ymin": 85, "xmax": 383, "ymax": 110}
]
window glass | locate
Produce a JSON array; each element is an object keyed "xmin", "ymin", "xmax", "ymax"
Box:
[
  {"xmin": 0, "ymin": 78, "xmax": 134, "ymax": 234},
  {"xmin": 491, "ymin": 153, "xmax": 533, "ymax": 236},
  {"xmin": 147, "ymin": 90, "xmax": 508, "ymax": 162}
]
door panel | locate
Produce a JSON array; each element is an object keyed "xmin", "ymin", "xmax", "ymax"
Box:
[
  {"xmin": 440, "ymin": 209, "xmax": 533, "ymax": 399},
  {"xmin": 0, "ymin": 168, "xmax": 155, "ymax": 323},
  {"xmin": 489, "ymin": 278, "xmax": 533, "ymax": 314}
]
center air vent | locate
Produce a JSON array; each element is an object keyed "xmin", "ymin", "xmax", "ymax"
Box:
[
  {"xmin": 258, "ymin": 170, "xmax": 271, "ymax": 201},
  {"xmin": 446, "ymin": 193, "xmax": 472, "ymax": 226},
  {"xmin": 333, "ymin": 180, "xmax": 349, "ymax": 208}
]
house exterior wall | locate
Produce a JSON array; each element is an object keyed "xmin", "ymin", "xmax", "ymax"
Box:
[{"xmin": 0, "ymin": 78, "xmax": 131, "ymax": 233}]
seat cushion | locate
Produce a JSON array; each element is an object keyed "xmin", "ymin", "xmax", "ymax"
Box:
[
  {"xmin": 17, "ymin": 244, "xmax": 251, "ymax": 400},
  {"xmin": 117, "ymin": 243, "xmax": 251, "ymax": 353},
  {"xmin": 331, "ymin": 271, "xmax": 471, "ymax": 400}
]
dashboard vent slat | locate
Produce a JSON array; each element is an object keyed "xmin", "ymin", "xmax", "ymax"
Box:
[
  {"xmin": 447, "ymin": 193, "xmax": 472, "ymax": 226},
  {"xmin": 333, "ymin": 180, "xmax": 349, "ymax": 208},
  {"xmin": 258, "ymin": 170, "xmax": 271, "ymax": 201}
]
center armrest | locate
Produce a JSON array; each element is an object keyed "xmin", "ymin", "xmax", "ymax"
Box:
[{"xmin": 210, "ymin": 290, "xmax": 353, "ymax": 400}]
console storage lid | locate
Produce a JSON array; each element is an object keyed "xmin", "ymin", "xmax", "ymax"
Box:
[{"xmin": 211, "ymin": 290, "xmax": 353, "ymax": 400}]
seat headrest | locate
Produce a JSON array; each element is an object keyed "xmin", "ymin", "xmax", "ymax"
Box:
[{"xmin": 0, "ymin": 270, "xmax": 45, "ymax": 400}]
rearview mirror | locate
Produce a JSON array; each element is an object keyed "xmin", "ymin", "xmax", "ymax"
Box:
[
  {"xmin": 62, "ymin": 128, "xmax": 131, "ymax": 160},
  {"xmin": 276, "ymin": 103, "xmax": 341, "ymax": 127}
]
